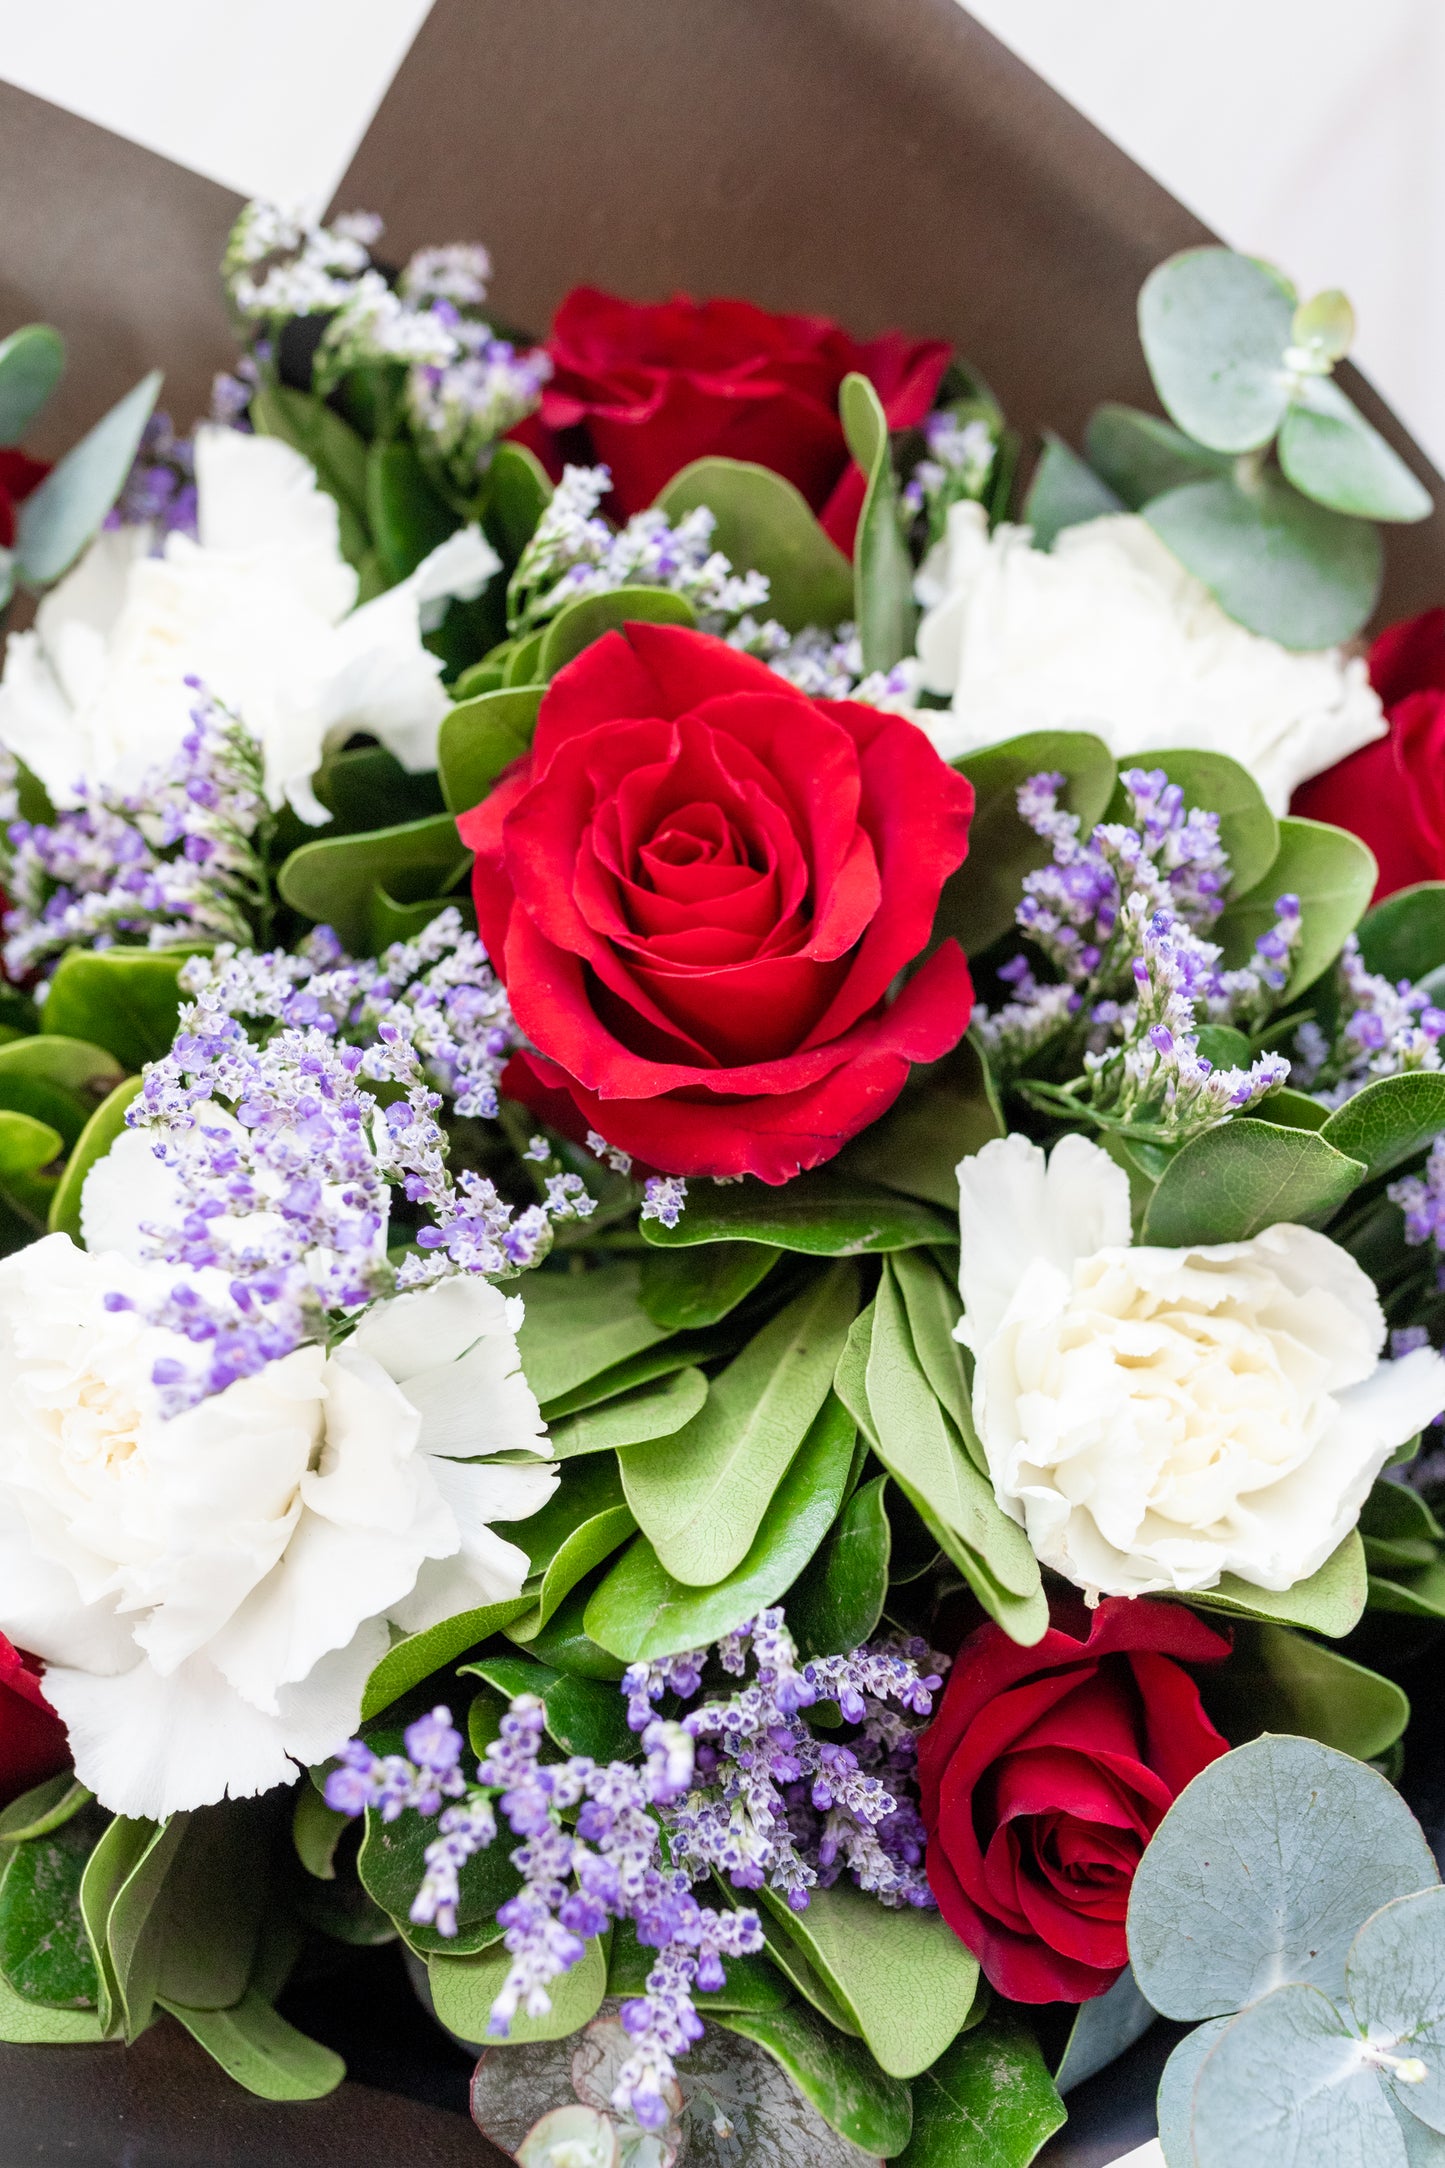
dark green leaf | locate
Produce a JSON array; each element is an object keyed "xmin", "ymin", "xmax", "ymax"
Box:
[
  {"xmin": 1218, "ymin": 815, "xmax": 1377, "ymax": 999},
  {"xmin": 360, "ymin": 1746, "xmax": 518, "ymax": 1955},
  {"xmin": 840, "ymin": 1038, "xmax": 1002, "ymax": 1212},
  {"xmin": 292, "ymin": 1786, "xmax": 348, "ymax": 1882},
  {"xmin": 937, "ymin": 730, "xmax": 1116, "ymax": 956},
  {"xmin": 898, "ymin": 2013, "xmax": 1066, "ymax": 2167},
  {"xmin": 0, "ymin": 324, "xmax": 65, "ymax": 446},
  {"xmin": 656, "ymin": 458, "xmax": 853, "ymax": 631},
  {"xmin": 1357, "ymin": 883, "xmax": 1445, "ymax": 984},
  {"xmin": 507, "ymin": 1578, "xmax": 624, "ymax": 1679},
  {"xmin": 1111, "ymin": 747, "xmax": 1279, "ymax": 900},
  {"xmin": 720, "ymin": 2002, "xmax": 915, "ymax": 2156},
  {"xmin": 788, "ymin": 1471, "xmax": 891, "ymax": 1659},
  {"xmin": 1249, "ymin": 1085, "xmax": 1328, "ymax": 1132},
  {"xmin": 160, "ymin": 1989, "xmax": 344, "ymax": 2100},
  {"xmin": 0, "ymin": 1110, "xmax": 61, "ymax": 1181},
  {"xmin": 638, "ymin": 1240, "xmax": 777, "ymax": 1330},
  {"xmin": 17, "ymin": 371, "xmax": 162, "ymax": 585},
  {"xmin": 501, "ymin": 1453, "xmax": 627, "ymax": 1580},
  {"xmin": 507, "ymin": 1505, "xmax": 638, "ymax": 1640},
  {"xmin": 1138, "ymin": 248, "xmax": 1295, "ymax": 452},
  {"xmin": 312, "ymin": 743, "xmax": 445, "ymax": 832},
  {"xmin": 1141, "ymin": 1119, "xmax": 1365, "ymax": 1245},
  {"xmin": 0, "ymin": 1776, "xmax": 90, "ymax": 1846},
  {"xmin": 1280, "ymin": 376, "xmax": 1432, "ymax": 523},
  {"xmin": 639, "ymin": 1169, "xmax": 953, "ymax": 1255},
  {"xmin": 1145, "ymin": 471, "xmax": 1383, "ymax": 649},
  {"xmin": 278, "ymin": 812, "xmax": 469, "ymax": 953},
  {"xmin": 841, "ymin": 372, "xmax": 916, "ymax": 674},
  {"xmin": 437, "ymin": 685, "xmax": 542, "ymax": 814},
  {"xmin": 1084, "ymin": 403, "xmax": 1233, "ymax": 507},
  {"xmin": 517, "ymin": 1261, "xmax": 674, "ymax": 1408},
  {"xmin": 1322, "ymin": 1073, "xmax": 1445, "ymax": 1182},
  {"xmin": 461, "ymin": 1654, "xmax": 635, "ymax": 1763},
  {"xmin": 588, "ymin": 1390, "xmax": 856, "ymax": 1657},
  {"xmin": 1021, "ymin": 433, "xmax": 1123, "ymax": 549},
  {"xmin": 608, "ymin": 1919, "xmax": 790, "ymax": 2010},
  {"xmin": 42, "ymin": 948, "xmax": 197, "ymax": 1071},
  {"xmin": 1201, "ymin": 1621, "xmax": 1409, "ymax": 1760},
  {"xmin": 0, "ymin": 1810, "xmax": 102, "ymax": 2008},
  {"xmin": 545, "ymin": 1368, "xmax": 708, "ymax": 1459},
  {"xmin": 366, "ymin": 439, "xmax": 457, "ymax": 580},
  {"xmin": 483, "ymin": 439, "xmax": 552, "ymax": 562},
  {"xmin": 359, "ymin": 1594, "xmax": 534, "ymax": 1722},
  {"xmin": 537, "ymin": 586, "xmax": 695, "ymax": 680}
]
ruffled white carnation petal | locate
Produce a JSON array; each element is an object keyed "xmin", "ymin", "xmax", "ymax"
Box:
[
  {"xmin": 193, "ymin": 424, "xmax": 355, "ymax": 621},
  {"xmin": 387, "ymin": 1455, "xmax": 556, "ymax": 1635},
  {"xmin": 80, "ymin": 1126, "xmax": 187, "ymax": 1263},
  {"xmin": 957, "ymin": 1131, "xmax": 1130, "ymax": 1350}
]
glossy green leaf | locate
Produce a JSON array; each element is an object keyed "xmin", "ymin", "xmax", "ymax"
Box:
[
  {"xmin": 0, "ymin": 1775, "xmax": 91, "ymax": 1846},
  {"xmin": 1358, "ymin": 883, "xmax": 1445, "ymax": 985},
  {"xmin": 1280, "ymin": 376, "xmax": 1431, "ymax": 523},
  {"xmin": 517, "ymin": 1261, "xmax": 674, "ymax": 1408},
  {"xmin": 897, "ymin": 2013, "xmax": 1066, "ymax": 2168},
  {"xmin": 483, "ymin": 438, "xmax": 552, "ymax": 562},
  {"xmin": 1052, "ymin": 1964, "xmax": 1155, "ymax": 2095},
  {"xmin": 1201, "ymin": 1621, "xmax": 1409, "ymax": 1761},
  {"xmin": 0, "ymin": 1965, "xmax": 104, "ymax": 2044},
  {"xmin": 607, "ymin": 1921, "xmax": 790, "ymax": 2010},
  {"xmin": 841, "ymin": 372, "xmax": 916, "ymax": 674},
  {"xmin": 78, "ymin": 1813, "xmax": 153, "ymax": 2036},
  {"xmin": 1084, "ymin": 402, "xmax": 1233, "ymax": 507},
  {"xmin": 538, "ymin": 586, "xmax": 695, "ymax": 680},
  {"xmin": 360, "ymin": 1740, "xmax": 518, "ymax": 1955},
  {"xmin": 502, "ymin": 1455, "xmax": 627, "ymax": 1580},
  {"xmin": 17, "ymin": 370, "xmax": 162, "ymax": 584},
  {"xmin": 312, "ymin": 742, "xmax": 445, "ymax": 833},
  {"xmin": 42, "ymin": 947, "xmax": 196, "ymax": 1071},
  {"xmin": 787, "ymin": 1471, "xmax": 891, "ymax": 1659},
  {"xmin": 938, "ymin": 730, "xmax": 1116, "ymax": 956},
  {"xmin": 1248, "ymin": 1084, "xmax": 1328, "ymax": 1132},
  {"xmin": 1021, "ymin": 433, "xmax": 1123, "ymax": 549},
  {"xmin": 437, "ymin": 684, "xmax": 542, "ymax": 814},
  {"xmin": 104, "ymin": 1807, "xmax": 266, "ymax": 2037},
  {"xmin": 1127, "ymin": 1735, "xmax": 1437, "ymax": 2020},
  {"xmin": 1141, "ymin": 1118, "xmax": 1365, "ymax": 1245},
  {"xmin": 0, "ymin": 1811, "xmax": 102, "ymax": 2008},
  {"xmin": 504, "ymin": 630, "xmax": 546, "ymax": 685},
  {"xmin": 462, "ymin": 1654, "xmax": 635, "ymax": 1763},
  {"xmin": 0, "ymin": 324, "xmax": 65, "ymax": 446},
  {"xmin": 278, "ymin": 812, "xmax": 469, "ymax": 953},
  {"xmin": 545, "ymin": 1368, "xmax": 707, "ymax": 1460},
  {"xmin": 1321, "ymin": 1073, "xmax": 1445, "ymax": 1182},
  {"xmin": 1219, "ymin": 815, "xmax": 1377, "ymax": 998},
  {"xmin": 359, "ymin": 1594, "xmax": 534, "ymax": 1722},
  {"xmin": 0, "ymin": 1110, "xmax": 61, "ymax": 1182},
  {"xmin": 507, "ymin": 1579, "xmax": 624, "ymax": 1680},
  {"xmin": 1184, "ymin": 1529, "xmax": 1368, "ymax": 1639},
  {"xmin": 841, "ymin": 1038, "xmax": 1002, "ymax": 1212},
  {"xmin": 656, "ymin": 458, "xmax": 854, "ymax": 631},
  {"xmin": 620, "ymin": 1265, "xmax": 858, "ymax": 1585},
  {"xmin": 292, "ymin": 1786, "xmax": 348, "ymax": 1882},
  {"xmin": 763, "ymin": 1878, "xmax": 980, "ymax": 2080},
  {"xmin": 430, "ymin": 1932, "xmax": 608, "ymax": 2046},
  {"xmin": 508, "ymin": 1507, "xmax": 638, "ymax": 1639},
  {"xmin": 161, "ymin": 1989, "xmax": 345, "ymax": 2100},
  {"xmin": 366, "ymin": 439, "xmax": 456, "ymax": 579},
  {"xmin": 1111, "ymin": 748, "xmax": 1279, "ymax": 900},
  {"xmin": 638, "ymin": 1239, "xmax": 777, "ymax": 1330},
  {"xmin": 1138, "ymin": 248, "xmax": 1295, "ymax": 452},
  {"xmin": 720, "ymin": 2001, "xmax": 914, "ymax": 2156},
  {"xmin": 1145, "ymin": 470, "xmax": 1383, "ymax": 649},
  {"xmin": 639, "ymin": 1168, "xmax": 953, "ymax": 1254},
  {"xmin": 587, "ymin": 1391, "xmax": 856, "ymax": 1658},
  {"xmin": 1190, "ymin": 1981, "xmax": 1405, "ymax": 2166}
]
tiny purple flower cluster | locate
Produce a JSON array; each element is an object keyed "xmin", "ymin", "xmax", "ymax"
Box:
[
  {"xmin": 1292, "ymin": 934, "xmax": 1445, "ymax": 1109},
  {"xmin": 902, "ymin": 405, "xmax": 1000, "ymax": 542},
  {"xmin": 103, "ymin": 410, "xmax": 198, "ymax": 541},
  {"xmin": 1391, "ymin": 1136, "xmax": 1445, "ymax": 1291},
  {"xmin": 1, "ymin": 685, "xmax": 269, "ymax": 981}
]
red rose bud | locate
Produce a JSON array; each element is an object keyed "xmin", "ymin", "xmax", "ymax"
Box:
[
  {"xmin": 0, "ymin": 1632, "xmax": 70, "ymax": 1808},
  {"xmin": 1293, "ymin": 607, "xmax": 1445, "ymax": 901},
  {"xmin": 517, "ymin": 286, "xmax": 950, "ymax": 552},
  {"xmin": 916, "ymin": 1598, "xmax": 1229, "ymax": 2003},
  {"xmin": 459, "ymin": 623, "xmax": 975, "ymax": 1184}
]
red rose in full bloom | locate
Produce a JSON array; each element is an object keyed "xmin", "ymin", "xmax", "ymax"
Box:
[
  {"xmin": 917, "ymin": 1599, "xmax": 1229, "ymax": 2003},
  {"xmin": 516, "ymin": 286, "xmax": 951, "ymax": 552},
  {"xmin": 459, "ymin": 623, "xmax": 975, "ymax": 1183},
  {"xmin": 0, "ymin": 448, "xmax": 48, "ymax": 550},
  {"xmin": 1293, "ymin": 608, "xmax": 1445, "ymax": 900},
  {"xmin": 0, "ymin": 1633, "xmax": 69, "ymax": 1808}
]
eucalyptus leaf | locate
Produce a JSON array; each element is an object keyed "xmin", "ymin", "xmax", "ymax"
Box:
[
  {"xmin": 1052, "ymin": 1963, "xmax": 1155, "ymax": 2095},
  {"xmin": 719, "ymin": 2001, "xmax": 914, "ymax": 2156},
  {"xmin": 1111, "ymin": 748, "xmax": 1279, "ymax": 900},
  {"xmin": 429, "ymin": 1932, "xmax": 608, "ymax": 2046},
  {"xmin": 517, "ymin": 1262, "xmax": 674, "ymax": 1408},
  {"xmin": 1145, "ymin": 471, "xmax": 1383, "ymax": 649},
  {"xmin": 1218, "ymin": 815, "xmax": 1377, "ymax": 999},
  {"xmin": 840, "ymin": 372, "xmax": 916, "ymax": 674},
  {"xmin": 1345, "ymin": 1886, "xmax": 1445, "ymax": 2135},
  {"xmin": 538, "ymin": 587, "xmax": 695, "ymax": 680},
  {"xmin": 1138, "ymin": 249, "xmax": 1295, "ymax": 452},
  {"xmin": 1156, "ymin": 2016, "xmax": 1231, "ymax": 2168},
  {"xmin": 638, "ymin": 1170, "xmax": 953, "ymax": 1255},
  {"xmin": 787, "ymin": 1472, "xmax": 891, "ymax": 1660},
  {"xmin": 1321, "ymin": 1073, "xmax": 1445, "ymax": 1182},
  {"xmin": 619, "ymin": 1265, "xmax": 858, "ymax": 1586},
  {"xmin": 278, "ymin": 812, "xmax": 469, "ymax": 953},
  {"xmin": 42, "ymin": 947, "xmax": 196, "ymax": 1071},
  {"xmin": 936, "ymin": 730, "xmax": 1116, "ymax": 956},
  {"xmin": 1126, "ymin": 1734, "xmax": 1437, "ymax": 2020},
  {"xmin": 437, "ymin": 684, "xmax": 542, "ymax": 814},
  {"xmin": 0, "ymin": 324, "xmax": 65, "ymax": 446},
  {"xmin": 1190, "ymin": 1981, "xmax": 1405, "ymax": 2167},
  {"xmin": 1280, "ymin": 376, "xmax": 1431, "ymax": 523},
  {"xmin": 587, "ymin": 1391, "xmax": 855, "ymax": 1659},
  {"xmin": 1358, "ymin": 883, "xmax": 1445, "ymax": 985},
  {"xmin": 1021, "ymin": 434, "xmax": 1122, "ymax": 549},
  {"xmin": 657, "ymin": 458, "xmax": 854, "ymax": 631},
  {"xmin": 160, "ymin": 1989, "xmax": 345, "ymax": 2100},
  {"xmin": 1085, "ymin": 403, "xmax": 1233, "ymax": 507},
  {"xmin": 1141, "ymin": 1119, "xmax": 1365, "ymax": 1245},
  {"xmin": 897, "ymin": 2013, "xmax": 1066, "ymax": 2168},
  {"xmin": 17, "ymin": 370, "xmax": 162, "ymax": 585},
  {"xmin": 545, "ymin": 1368, "xmax": 708, "ymax": 1459},
  {"xmin": 638, "ymin": 1240, "xmax": 778, "ymax": 1330}
]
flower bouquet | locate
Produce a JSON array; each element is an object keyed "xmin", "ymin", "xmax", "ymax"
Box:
[{"xmin": 2, "ymin": 186, "xmax": 1445, "ymax": 2168}]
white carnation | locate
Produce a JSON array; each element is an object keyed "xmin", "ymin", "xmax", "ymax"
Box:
[
  {"xmin": 0, "ymin": 425, "xmax": 499, "ymax": 823},
  {"xmin": 956, "ymin": 1132, "xmax": 1445, "ymax": 1598},
  {"xmin": 913, "ymin": 504, "xmax": 1383, "ymax": 814},
  {"xmin": 0, "ymin": 1236, "xmax": 555, "ymax": 1819}
]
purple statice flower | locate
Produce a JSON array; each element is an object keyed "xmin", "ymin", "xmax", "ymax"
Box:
[
  {"xmin": 406, "ymin": 318, "xmax": 552, "ymax": 493},
  {"xmin": 103, "ymin": 411, "xmax": 198, "ymax": 542},
  {"xmin": 1292, "ymin": 934, "xmax": 1445, "ymax": 1109},
  {"xmin": 729, "ymin": 616, "xmax": 917, "ymax": 707},
  {"xmin": 640, "ymin": 1176, "xmax": 688, "ymax": 1230},
  {"xmin": 1392, "ymin": 1136, "xmax": 1445, "ymax": 1290},
  {"xmin": 902, "ymin": 405, "xmax": 1000, "ymax": 542},
  {"xmin": 1, "ymin": 686, "xmax": 269, "ymax": 982}
]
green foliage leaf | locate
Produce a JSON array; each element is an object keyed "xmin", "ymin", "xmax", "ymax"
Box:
[
  {"xmin": 1141, "ymin": 1118, "xmax": 1365, "ymax": 1245},
  {"xmin": 17, "ymin": 370, "xmax": 162, "ymax": 585},
  {"xmin": 1111, "ymin": 748, "xmax": 1279, "ymax": 900},
  {"xmin": 359, "ymin": 1737, "xmax": 518, "ymax": 1955},
  {"xmin": 1358, "ymin": 882, "xmax": 1445, "ymax": 985},
  {"xmin": 1138, "ymin": 248, "xmax": 1295, "ymax": 452},
  {"xmin": 1219, "ymin": 814, "xmax": 1377, "ymax": 999},
  {"xmin": 462, "ymin": 1654, "xmax": 634, "ymax": 1763},
  {"xmin": 619, "ymin": 1265, "xmax": 858, "ymax": 1586},
  {"xmin": 429, "ymin": 1933, "xmax": 608, "ymax": 2046},
  {"xmin": 366, "ymin": 439, "xmax": 456, "ymax": 579},
  {"xmin": 102, "ymin": 1807, "xmax": 267, "ymax": 2041},
  {"xmin": 312, "ymin": 742, "xmax": 445, "ymax": 832},
  {"xmin": 897, "ymin": 2013, "xmax": 1066, "ymax": 2168},
  {"xmin": 587, "ymin": 1391, "xmax": 856, "ymax": 1658},
  {"xmin": 638, "ymin": 1240, "xmax": 777, "ymax": 1330},
  {"xmin": 1145, "ymin": 470, "xmax": 1383, "ymax": 649},
  {"xmin": 537, "ymin": 586, "xmax": 695, "ymax": 681},
  {"xmin": 278, "ymin": 811, "xmax": 469, "ymax": 953},
  {"xmin": 639, "ymin": 1169, "xmax": 953, "ymax": 1254},
  {"xmin": 1157, "ymin": 2017, "xmax": 1231, "ymax": 2168},
  {"xmin": 78, "ymin": 1813, "xmax": 153, "ymax": 2036},
  {"xmin": 1184, "ymin": 1529, "xmax": 1367, "ymax": 1639},
  {"xmin": 545, "ymin": 1368, "xmax": 708, "ymax": 1459},
  {"xmin": 1021, "ymin": 433, "xmax": 1123, "ymax": 549},
  {"xmin": 1345, "ymin": 1887, "xmax": 1445, "ymax": 2135},
  {"xmin": 787, "ymin": 1471, "xmax": 891, "ymax": 1659},
  {"xmin": 0, "ymin": 1810, "xmax": 102, "ymax": 2008},
  {"xmin": 1201, "ymin": 1621, "xmax": 1409, "ymax": 1761},
  {"xmin": 1084, "ymin": 403, "xmax": 1233, "ymax": 507},
  {"xmin": 292, "ymin": 1786, "xmax": 348, "ymax": 1882},
  {"xmin": 0, "ymin": 1964, "xmax": 104, "ymax": 2044},
  {"xmin": 840, "ymin": 1038, "xmax": 1002, "ymax": 1212},
  {"xmin": 938, "ymin": 729, "xmax": 1116, "ymax": 956},
  {"xmin": 1321, "ymin": 1073, "xmax": 1445, "ymax": 1182},
  {"xmin": 519, "ymin": 1261, "xmax": 675, "ymax": 1411},
  {"xmin": 437, "ymin": 684, "xmax": 542, "ymax": 814},
  {"xmin": 0, "ymin": 1110, "xmax": 61, "ymax": 1182},
  {"xmin": 482, "ymin": 438, "xmax": 552, "ymax": 562},
  {"xmin": 656, "ymin": 458, "xmax": 854, "ymax": 631},
  {"xmin": 0, "ymin": 324, "xmax": 65, "ymax": 446},
  {"xmin": 508, "ymin": 1506, "xmax": 638, "ymax": 1643},
  {"xmin": 160, "ymin": 1989, "xmax": 345, "ymax": 2100},
  {"xmin": 359, "ymin": 1594, "xmax": 534, "ymax": 1721},
  {"xmin": 1126, "ymin": 1735, "xmax": 1437, "ymax": 2021},
  {"xmin": 42, "ymin": 947, "xmax": 197, "ymax": 1071},
  {"xmin": 840, "ymin": 372, "xmax": 916, "ymax": 674},
  {"xmin": 719, "ymin": 2001, "xmax": 915, "ymax": 2156},
  {"xmin": 1279, "ymin": 376, "xmax": 1432, "ymax": 523},
  {"xmin": 0, "ymin": 1775, "xmax": 91, "ymax": 1845}
]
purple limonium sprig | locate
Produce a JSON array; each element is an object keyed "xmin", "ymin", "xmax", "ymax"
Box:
[
  {"xmin": 902, "ymin": 404, "xmax": 1000, "ymax": 544},
  {"xmin": 103, "ymin": 410, "xmax": 198, "ymax": 542},
  {"xmin": 1391, "ymin": 1137, "xmax": 1445, "ymax": 1293},
  {"xmin": 1292, "ymin": 933, "xmax": 1445, "ymax": 1109},
  {"xmin": 1, "ymin": 684, "xmax": 270, "ymax": 982},
  {"xmin": 324, "ymin": 1611, "xmax": 945, "ymax": 2127}
]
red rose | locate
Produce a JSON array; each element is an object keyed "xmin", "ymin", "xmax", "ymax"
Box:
[
  {"xmin": 0, "ymin": 448, "xmax": 48, "ymax": 551},
  {"xmin": 0, "ymin": 1633, "xmax": 69, "ymax": 1809},
  {"xmin": 459, "ymin": 623, "xmax": 975, "ymax": 1183},
  {"xmin": 517, "ymin": 286, "xmax": 950, "ymax": 552},
  {"xmin": 917, "ymin": 1599, "xmax": 1229, "ymax": 2004},
  {"xmin": 1293, "ymin": 608, "xmax": 1445, "ymax": 900}
]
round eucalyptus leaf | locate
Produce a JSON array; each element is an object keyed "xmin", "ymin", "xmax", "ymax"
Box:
[
  {"xmin": 1127, "ymin": 1735, "xmax": 1437, "ymax": 2020},
  {"xmin": 1145, "ymin": 472, "xmax": 1382, "ymax": 649},
  {"xmin": 1138, "ymin": 249, "xmax": 1295, "ymax": 452},
  {"xmin": 1292, "ymin": 289, "xmax": 1355, "ymax": 365},
  {"xmin": 0, "ymin": 324, "xmax": 65, "ymax": 447},
  {"xmin": 1084, "ymin": 403, "xmax": 1233, "ymax": 509},
  {"xmin": 1020, "ymin": 434, "xmax": 1122, "ymax": 550},
  {"xmin": 1156, "ymin": 2018, "xmax": 1230, "ymax": 2168},
  {"xmin": 1279, "ymin": 378, "xmax": 1432, "ymax": 524},
  {"xmin": 1192, "ymin": 1984, "xmax": 1406, "ymax": 2167},
  {"xmin": 1346, "ymin": 1888, "xmax": 1445, "ymax": 2136},
  {"xmin": 16, "ymin": 369, "xmax": 162, "ymax": 586}
]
